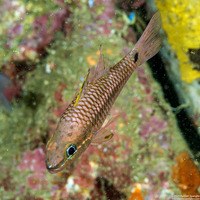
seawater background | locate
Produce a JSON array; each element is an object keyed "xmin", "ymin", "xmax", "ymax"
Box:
[{"xmin": 0, "ymin": 0, "xmax": 199, "ymax": 199}]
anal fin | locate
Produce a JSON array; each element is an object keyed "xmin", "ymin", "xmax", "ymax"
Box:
[{"xmin": 91, "ymin": 129, "xmax": 114, "ymax": 145}]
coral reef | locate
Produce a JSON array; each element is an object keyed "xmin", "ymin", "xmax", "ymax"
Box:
[{"xmin": 0, "ymin": 0, "xmax": 193, "ymax": 199}]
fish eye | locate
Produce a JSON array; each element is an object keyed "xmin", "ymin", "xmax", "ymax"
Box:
[{"xmin": 66, "ymin": 144, "xmax": 77, "ymax": 158}]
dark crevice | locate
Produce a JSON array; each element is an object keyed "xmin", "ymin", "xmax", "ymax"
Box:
[
  {"xmin": 188, "ymin": 48, "xmax": 200, "ymax": 71},
  {"xmin": 148, "ymin": 53, "xmax": 200, "ymax": 161},
  {"xmin": 89, "ymin": 177, "xmax": 126, "ymax": 200},
  {"xmin": 132, "ymin": 6, "xmax": 200, "ymax": 161}
]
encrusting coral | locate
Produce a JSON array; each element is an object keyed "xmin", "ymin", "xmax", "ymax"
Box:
[{"xmin": 172, "ymin": 151, "xmax": 200, "ymax": 195}]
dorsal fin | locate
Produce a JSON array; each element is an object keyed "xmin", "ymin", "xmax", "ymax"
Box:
[
  {"xmin": 96, "ymin": 45, "xmax": 104, "ymax": 76},
  {"xmin": 74, "ymin": 68, "xmax": 90, "ymax": 107},
  {"xmin": 90, "ymin": 45, "xmax": 108, "ymax": 83}
]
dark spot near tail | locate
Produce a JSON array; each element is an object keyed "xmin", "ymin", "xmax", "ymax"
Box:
[{"xmin": 134, "ymin": 52, "xmax": 138, "ymax": 62}]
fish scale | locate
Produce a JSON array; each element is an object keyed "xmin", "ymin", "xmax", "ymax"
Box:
[
  {"xmin": 61, "ymin": 54, "xmax": 136, "ymax": 134},
  {"xmin": 46, "ymin": 11, "xmax": 162, "ymax": 173}
]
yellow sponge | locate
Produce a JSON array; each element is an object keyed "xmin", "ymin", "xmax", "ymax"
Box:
[{"xmin": 156, "ymin": 0, "xmax": 200, "ymax": 83}]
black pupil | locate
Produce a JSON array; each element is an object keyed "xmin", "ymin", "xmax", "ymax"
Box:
[
  {"xmin": 68, "ymin": 146, "xmax": 75, "ymax": 156},
  {"xmin": 134, "ymin": 52, "xmax": 138, "ymax": 62}
]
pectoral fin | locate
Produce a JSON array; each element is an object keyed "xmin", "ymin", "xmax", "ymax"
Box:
[
  {"xmin": 91, "ymin": 129, "xmax": 114, "ymax": 145},
  {"xmin": 91, "ymin": 114, "xmax": 121, "ymax": 145}
]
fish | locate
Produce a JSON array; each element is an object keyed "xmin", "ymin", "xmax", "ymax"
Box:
[
  {"xmin": 46, "ymin": 11, "xmax": 162, "ymax": 173},
  {"xmin": 0, "ymin": 73, "xmax": 12, "ymax": 112}
]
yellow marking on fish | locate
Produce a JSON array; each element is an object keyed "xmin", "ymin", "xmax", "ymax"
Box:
[{"xmin": 74, "ymin": 69, "xmax": 90, "ymax": 107}]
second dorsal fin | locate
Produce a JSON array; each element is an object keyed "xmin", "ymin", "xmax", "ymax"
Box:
[{"xmin": 90, "ymin": 45, "xmax": 108, "ymax": 83}]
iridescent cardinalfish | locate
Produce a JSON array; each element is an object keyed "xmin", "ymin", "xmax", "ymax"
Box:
[{"xmin": 46, "ymin": 12, "xmax": 162, "ymax": 173}]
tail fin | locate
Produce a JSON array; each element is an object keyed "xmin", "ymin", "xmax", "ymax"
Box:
[{"xmin": 131, "ymin": 11, "xmax": 162, "ymax": 67}]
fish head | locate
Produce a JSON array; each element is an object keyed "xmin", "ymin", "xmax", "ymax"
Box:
[{"xmin": 46, "ymin": 119, "xmax": 92, "ymax": 173}]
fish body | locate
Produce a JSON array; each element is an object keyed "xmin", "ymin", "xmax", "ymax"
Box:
[{"xmin": 46, "ymin": 12, "xmax": 162, "ymax": 173}]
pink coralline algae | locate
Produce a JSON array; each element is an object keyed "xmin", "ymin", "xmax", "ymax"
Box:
[
  {"xmin": 53, "ymin": 82, "xmax": 69, "ymax": 117},
  {"xmin": 73, "ymin": 151, "xmax": 95, "ymax": 188},
  {"xmin": 27, "ymin": 173, "xmax": 48, "ymax": 190},
  {"xmin": 90, "ymin": 0, "xmax": 115, "ymax": 36},
  {"xmin": 18, "ymin": 148, "xmax": 46, "ymax": 173},
  {"xmin": 7, "ymin": 4, "xmax": 71, "ymax": 62},
  {"xmin": 137, "ymin": 68, "xmax": 152, "ymax": 94},
  {"xmin": 139, "ymin": 109, "xmax": 168, "ymax": 141},
  {"xmin": 54, "ymin": 82, "xmax": 66, "ymax": 103},
  {"xmin": 134, "ymin": 68, "xmax": 168, "ymax": 140},
  {"xmin": 3, "ymin": 81, "xmax": 21, "ymax": 102},
  {"xmin": 120, "ymin": 0, "xmax": 145, "ymax": 11},
  {"xmin": 8, "ymin": 24, "xmax": 23, "ymax": 38},
  {"xmin": 32, "ymin": 8, "xmax": 69, "ymax": 51},
  {"xmin": 18, "ymin": 148, "xmax": 48, "ymax": 191}
]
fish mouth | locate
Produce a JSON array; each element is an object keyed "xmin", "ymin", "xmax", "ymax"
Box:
[{"xmin": 46, "ymin": 159, "xmax": 67, "ymax": 174}]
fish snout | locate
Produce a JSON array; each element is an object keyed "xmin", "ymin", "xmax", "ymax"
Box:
[{"xmin": 45, "ymin": 158, "xmax": 59, "ymax": 174}]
